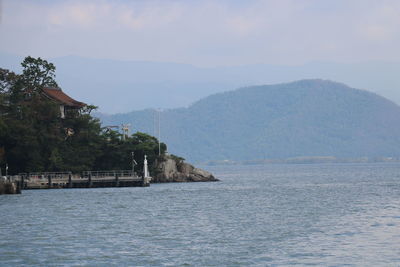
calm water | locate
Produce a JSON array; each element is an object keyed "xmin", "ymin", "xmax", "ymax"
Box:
[{"xmin": 1, "ymin": 163, "xmax": 400, "ymax": 266}]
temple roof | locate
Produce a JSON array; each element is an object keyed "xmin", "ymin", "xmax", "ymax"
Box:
[{"xmin": 42, "ymin": 87, "xmax": 86, "ymax": 108}]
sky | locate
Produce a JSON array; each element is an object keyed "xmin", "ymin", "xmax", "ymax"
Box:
[{"xmin": 1, "ymin": 0, "xmax": 400, "ymax": 67}]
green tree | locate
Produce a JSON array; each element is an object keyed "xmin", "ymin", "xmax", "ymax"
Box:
[
  {"xmin": 0, "ymin": 58, "xmax": 63, "ymax": 173},
  {"xmin": 94, "ymin": 131, "xmax": 166, "ymax": 175},
  {"xmin": 21, "ymin": 56, "xmax": 57, "ymax": 92},
  {"xmin": 0, "ymin": 56, "xmax": 168, "ymax": 175}
]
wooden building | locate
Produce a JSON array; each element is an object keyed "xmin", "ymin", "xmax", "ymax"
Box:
[{"xmin": 42, "ymin": 87, "xmax": 86, "ymax": 118}]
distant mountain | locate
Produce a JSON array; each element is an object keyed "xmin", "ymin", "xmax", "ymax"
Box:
[
  {"xmin": 98, "ymin": 80, "xmax": 400, "ymax": 162},
  {"xmin": 2, "ymin": 52, "xmax": 400, "ymax": 113}
]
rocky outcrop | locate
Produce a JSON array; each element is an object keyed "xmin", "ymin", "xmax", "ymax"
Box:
[
  {"xmin": 152, "ymin": 155, "xmax": 219, "ymax": 183},
  {"xmin": 0, "ymin": 179, "xmax": 21, "ymax": 194}
]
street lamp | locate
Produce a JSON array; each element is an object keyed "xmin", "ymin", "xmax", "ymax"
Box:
[{"xmin": 131, "ymin": 152, "xmax": 137, "ymax": 177}]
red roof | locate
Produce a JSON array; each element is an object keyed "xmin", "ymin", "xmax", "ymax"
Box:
[{"xmin": 42, "ymin": 87, "xmax": 86, "ymax": 108}]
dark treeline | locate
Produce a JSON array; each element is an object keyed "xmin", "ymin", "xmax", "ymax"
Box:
[{"xmin": 0, "ymin": 56, "xmax": 166, "ymax": 175}]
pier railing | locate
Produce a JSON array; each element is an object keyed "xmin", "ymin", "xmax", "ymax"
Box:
[
  {"xmin": 22, "ymin": 172, "xmax": 73, "ymax": 180},
  {"xmin": 14, "ymin": 170, "xmax": 139, "ymax": 181},
  {"xmin": 9, "ymin": 169, "xmax": 149, "ymax": 189},
  {"xmin": 82, "ymin": 170, "xmax": 137, "ymax": 178}
]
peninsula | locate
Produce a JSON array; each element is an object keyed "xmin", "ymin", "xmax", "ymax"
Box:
[{"xmin": 0, "ymin": 56, "xmax": 216, "ymax": 191}]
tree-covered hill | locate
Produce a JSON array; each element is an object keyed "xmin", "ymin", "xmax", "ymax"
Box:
[{"xmin": 99, "ymin": 80, "xmax": 400, "ymax": 162}]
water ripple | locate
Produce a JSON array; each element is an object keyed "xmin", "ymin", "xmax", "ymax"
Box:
[{"xmin": 1, "ymin": 163, "xmax": 400, "ymax": 266}]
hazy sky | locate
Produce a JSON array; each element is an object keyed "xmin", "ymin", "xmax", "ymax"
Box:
[{"xmin": 1, "ymin": 0, "xmax": 400, "ymax": 67}]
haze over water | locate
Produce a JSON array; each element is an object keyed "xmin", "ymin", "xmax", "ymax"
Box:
[{"xmin": 1, "ymin": 163, "xmax": 400, "ymax": 266}]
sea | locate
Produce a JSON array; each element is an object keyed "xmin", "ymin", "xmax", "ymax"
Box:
[{"xmin": 1, "ymin": 163, "xmax": 400, "ymax": 266}]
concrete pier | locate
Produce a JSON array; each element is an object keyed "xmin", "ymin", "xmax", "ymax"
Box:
[{"xmin": 15, "ymin": 170, "xmax": 151, "ymax": 190}]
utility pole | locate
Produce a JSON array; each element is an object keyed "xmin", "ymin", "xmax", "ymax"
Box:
[
  {"xmin": 153, "ymin": 109, "xmax": 157, "ymax": 137},
  {"xmin": 158, "ymin": 109, "xmax": 161, "ymax": 156}
]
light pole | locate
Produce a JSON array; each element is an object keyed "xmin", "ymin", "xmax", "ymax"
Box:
[
  {"xmin": 158, "ymin": 110, "xmax": 161, "ymax": 156},
  {"xmin": 131, "ymin": 152, "xmax": 137, "ymax": 177}
]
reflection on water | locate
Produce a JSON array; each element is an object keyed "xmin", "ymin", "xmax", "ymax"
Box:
[{"xmin": 1, "ymin": 163, "xmax": 400, "ymax": 266}]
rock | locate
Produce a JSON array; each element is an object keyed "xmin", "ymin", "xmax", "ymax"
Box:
[
  {"xmin": 0, "ymin": 179, "xmax": 21, "ymax": 194},
  {"xmin": 152, "ymin": 155, "xmax": 219, "ymax": 183}
]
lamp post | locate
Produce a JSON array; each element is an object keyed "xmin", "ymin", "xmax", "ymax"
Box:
[
  {"xmin": 131, "ymin": 152, "xmax": 137, "ymax": 177},
  {"xmin": 158, "ymin": 109, "xmax": 161, "ymax": 156}
]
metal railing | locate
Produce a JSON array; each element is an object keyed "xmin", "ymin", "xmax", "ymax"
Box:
[
  {"xmin": 24, "ymin": 172, "xmax": 72, "ymax": 180},
  {"xmin": 12, "ymin": 170, "xmax": 140, "ymax": 181},
  {"xmin": 82, "ymin": 170, "xmax": 136, "ymax": 178}
]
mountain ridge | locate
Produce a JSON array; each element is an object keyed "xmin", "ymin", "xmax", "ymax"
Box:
[
  {"xmin": 2, "ymin": 52, "xmax": 400, "ymax": 113},
  {"xmin": 98, "ymin": 79, "xmax": 400, "ymax": 162}
]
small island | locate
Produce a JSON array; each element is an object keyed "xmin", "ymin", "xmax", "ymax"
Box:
[{"xmin": 0, "ymin": 56, "xmax": 217, "ymax": 194}]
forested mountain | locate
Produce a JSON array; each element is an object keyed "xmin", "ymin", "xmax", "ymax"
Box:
[{"xmin": 99, "ymin": 80, "xmax": 400, "ymax": 162}]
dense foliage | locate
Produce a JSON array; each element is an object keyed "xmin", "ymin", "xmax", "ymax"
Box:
[{"xmin": 0, "ymin": 57, "xmax": 166, "ymax": 175}]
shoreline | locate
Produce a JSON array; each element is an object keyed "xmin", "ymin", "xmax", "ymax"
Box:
[{"xmin": 201, "ymin": 157, "xmax": 400, "ymax": 166}]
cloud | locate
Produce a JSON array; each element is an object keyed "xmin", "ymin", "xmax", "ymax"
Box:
[
  {"xmin": 356, "ymin": 3, "xmax": 400, "ymax": 42},
  {"xmin": 0, "ymin": 0, "xmax": 3, "ymax": 24},
  {"xmin": 1, "ymin": 0, "xmax": 400, "ymax": 66},
  {"xmin": 48, "ymin": 3, "xmax": 100, "ymax": 28}
]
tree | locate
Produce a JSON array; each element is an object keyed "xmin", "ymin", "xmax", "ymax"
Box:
[
  {"xmin": 0, "ymin": 56, "xmax": 168, "ymax": 175},
  {"xmin": 0, "ymin": 58, "xmax": 62, "ymax": 173},
  {"xmin": 21, "ymin": 56, "xmax": 57, "ymax": 92},
  {"xmin": 94, "ymin": 131, "xmax": 167, "ymax": 175}
]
